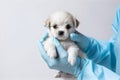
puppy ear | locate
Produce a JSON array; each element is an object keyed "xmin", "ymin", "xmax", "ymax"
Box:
[
  {"xmin": 74, "ymin": 18, "xmax": 79, "ymax": 28},
  {"xmin": 45, "ymin": 18, "xmax": 51, "ymax": 28}
]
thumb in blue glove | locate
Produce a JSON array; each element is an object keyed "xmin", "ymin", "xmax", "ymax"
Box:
[{"xmin": 70, "ymin": 31, "xmax": 92, "ymax": 53}]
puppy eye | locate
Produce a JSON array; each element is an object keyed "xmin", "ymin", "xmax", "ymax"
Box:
[
  {"xmin": 53, "ymin": 24, "xmax": 58, "ymax": 29},
  {"xmin": 66, "ymin": 24, "xmax": 71, "ymax": 29}
]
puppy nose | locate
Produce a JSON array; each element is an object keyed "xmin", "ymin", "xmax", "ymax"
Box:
[{"xmin": 58, "ymin": 31, "xmax": 64, "ymax": 36}]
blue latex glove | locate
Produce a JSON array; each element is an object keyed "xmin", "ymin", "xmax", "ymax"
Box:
[
  {"xmin": 70, "ymin": 31, "xmax": 92, "ymax": 53},
  {"xmin": 38, "ymin": 33, "xmax": 87, "ymax": 77},
  {"xmin": 38, "ymin": 33, "xmax": 120, "ymax": 80},
  {"xmin": 38, "ymin": 31, "xmax": 119, "ymax": 80}
]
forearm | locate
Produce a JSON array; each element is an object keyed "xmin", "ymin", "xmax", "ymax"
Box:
[
  {"xmin": 77, "ymin": 59, "xmax": 119, "ymax": 80},
  {"xmin": 85, "ymin": 38, "xmax": 116, "ymax": 71}
]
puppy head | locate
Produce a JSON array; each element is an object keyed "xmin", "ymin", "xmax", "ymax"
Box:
[{"xmin": 45, "ymin": 11, "xmax": 79, "ymax": 40}]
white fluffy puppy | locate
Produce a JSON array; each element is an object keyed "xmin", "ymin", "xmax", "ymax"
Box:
[{"xmin": 43, "ymin": 11, "xmax": 83, "ymax": 77}]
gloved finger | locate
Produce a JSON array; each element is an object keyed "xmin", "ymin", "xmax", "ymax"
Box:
[
  {"xmin": 51, "ymin": 37, "xmax": 68, "ymax": 58},
  {"xmin": 70, "ymin": 32, "xmax": 90, "ymax": 51},
  {"xmin": 38, "ymin": 40, "xmax": 51, "ymax": 63},
  {"xmin": 38, "ymin": 40, "xmax": 58, "ymax": 69},
  {"xmin": 70, "ymin": 32, "xmax": 83, "ymax": 43},
  {"xmin": 40, "ymin": 32, "xmax": 48, "ymax": 43}
]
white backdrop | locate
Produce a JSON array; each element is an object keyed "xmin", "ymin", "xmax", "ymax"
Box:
[{"xmin": 0, "ymin": 0, "xmax": 120, "ymax": 80}]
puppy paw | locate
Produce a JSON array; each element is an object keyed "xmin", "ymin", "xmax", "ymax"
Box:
[
  {"xmin": 68, "ymin": 56, "xmax": 76, "ymax": 66},
  {"xmin": 67, "ymin": 46, "xmax": 79, "ymax": 66},
  {"xmin": 55, "ymin": 73, "xmax": 61, "ymax": 78},
  {"xmin": 47, "ymin": 50, "xmax": 57, "ymax": 58}
]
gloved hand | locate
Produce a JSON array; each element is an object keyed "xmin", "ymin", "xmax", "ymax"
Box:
[
  {"xmin": 70, "ymin": 31, "xmax": 92, "ymax": 53},
  {"xmin": 38, "ymin": 33, "xmax": 88, "ymax": 77}
]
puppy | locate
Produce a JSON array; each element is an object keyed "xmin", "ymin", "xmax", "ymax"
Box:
[{"xmin": 43, "ymin": 11, "xmax": 84, "ymax": 78}]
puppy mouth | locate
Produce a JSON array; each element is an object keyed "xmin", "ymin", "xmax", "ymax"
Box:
[{"xmin": 56, "ymin": 34, "xmax": 69, "ymax": 40}]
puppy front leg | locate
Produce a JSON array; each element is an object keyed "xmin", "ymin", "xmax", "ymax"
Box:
[
  {"xmin": 67, "ymin": 46, "xmax": 79, "ymax": 66},
  {"xmin": 43, "ymin": 40, "xmax": 57, "ymax": 58},
  {"xmin": 47, "ymin": 45, "xmax": 57, "ymax": 58}
]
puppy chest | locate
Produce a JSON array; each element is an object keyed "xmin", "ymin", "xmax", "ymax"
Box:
[{"xmin": 60, "ymin": 41, "xmax": 76, "ymax": 50}]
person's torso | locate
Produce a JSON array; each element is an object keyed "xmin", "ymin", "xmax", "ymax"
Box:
[{"xmin": 114, "ymin": 27, "xmax": 120, "ymax": 75}]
